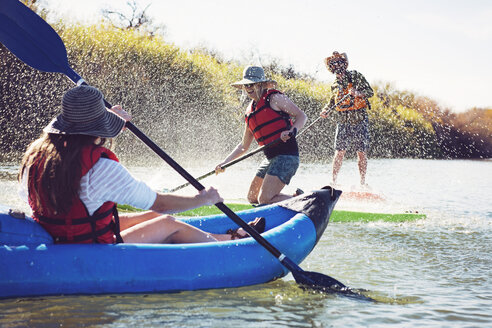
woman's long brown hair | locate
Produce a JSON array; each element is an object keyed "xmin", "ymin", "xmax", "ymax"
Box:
[{"xmin": 19, "ymin": 133, "xmax": 107, "ymax": 215}]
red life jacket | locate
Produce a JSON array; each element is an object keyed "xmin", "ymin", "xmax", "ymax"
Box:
[
  {"xmin": 28, "ymin": 145, "xmax": 123, "ymax": 244},
  {"xmin": 245, "ymin": 89, "xmax": 292, "ymax": 146}
]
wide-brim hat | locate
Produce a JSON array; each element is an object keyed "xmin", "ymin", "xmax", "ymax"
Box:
[
  {"xmin": 43, "ymin": 85, "xmax": 125, "ymax": 138},
  {"xmin": 325, "ymin": 51, "xmax": 348, "ymax": 71},
  {"xmin": 231, "ymin": 65, "xmax": 276, "ymax": 88}
]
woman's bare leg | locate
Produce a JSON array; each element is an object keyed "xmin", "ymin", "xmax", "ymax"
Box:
[
  {"xmin": 119, "ymin": 211, "xmax": 160, "ymax": 230},
  {"xmin": 121, "ymin": 215, "xmax": 223, "ymax": 244},
  {"xmin": 119, "ymin": 212, "xmax": 263, "ymax": 244},
  {"xmin": 247, "ymin": 175, "xmax": 263, "ymax": 204},
  {"xmin": 258, "ymin": 174, "xmax": 290, "ymax": 204}
]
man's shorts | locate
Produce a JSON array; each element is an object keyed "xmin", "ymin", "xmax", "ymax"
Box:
[
  {"xmin": 255, "ymin": 155, "xmax": 299, "ymax": 185},
  {"xmin": 334, "ymin": 118, "xmax": 370, "ymax": 152}
]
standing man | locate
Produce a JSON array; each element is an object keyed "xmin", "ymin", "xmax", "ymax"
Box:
[{"xmin": 320, "ymin": 52, "xmax": 374, "ymax": 187}]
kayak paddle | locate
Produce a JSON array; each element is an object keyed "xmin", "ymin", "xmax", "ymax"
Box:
[
  {"xmin": 0, "ymin": 0, "xmax": 364, "ymax": 297},
  {"xmin": 166, "ymin": 128, "xmax": 297, "ymax": 192}
]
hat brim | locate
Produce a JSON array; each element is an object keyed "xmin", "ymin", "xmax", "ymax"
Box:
[
  {"xmin": 231, "ymin": 78, "xmax": 277, "ymax": 88},
  {"xmin": 43, "ymin": 110, "xmax": 125, "ymax": 138}
]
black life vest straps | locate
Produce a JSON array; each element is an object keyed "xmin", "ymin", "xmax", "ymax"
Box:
[
  {"xmin": 37, "ymin": 207, "xmax": 114, "ymax": 225},
  {"xmin": 257, "ymin": 127, "xmax": 290, "ymax": 143},
  {"xmin": 112, "ymin": 206, "xmax": 123, "ymax": 244},
  {"xmin": 37, "ymin": 205, "xmax": 123, "ymax": 244},
  {"xmin": 252, "ymin": 116, "xmax": 287, "ymax": 133},
  {"xmin": 54, "ymin": 224, "xmax": 113, "ymax": 243},
  {"xmin": 247, "ymin": 92, "xmax": 292, "ymax": 135},
  {"xmin": 246, "ymin": 90, "xmax": 280, "ymax": 119}
]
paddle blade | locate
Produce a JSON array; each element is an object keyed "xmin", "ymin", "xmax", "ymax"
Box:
[
  {"xmin": 281, "ymin": 256, "xmax": 345, "ymax": 291},
  {"xmin": 293, "ymin": 270, "xmax": 374, "ymax": 301},
  {"xmin": 0, "ymin": 0, "xmax": 80, "ymax": 82},
  {"xmin": 291, "ymin": 268, "xmax": 346, "ymax": 290}
]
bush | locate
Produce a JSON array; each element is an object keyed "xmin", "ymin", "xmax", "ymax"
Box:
[{"xmin": 1, "ymin": 24, "xmax": 490, "ymax": 163}]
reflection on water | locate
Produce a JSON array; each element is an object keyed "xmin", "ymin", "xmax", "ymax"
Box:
[
  {"xmin": 1, "ymin": 159, "xmax": 491, "ymax": 327},
  {"xmin": 0, "ymin": 281, "xmax": 422, "ymax": 328}
]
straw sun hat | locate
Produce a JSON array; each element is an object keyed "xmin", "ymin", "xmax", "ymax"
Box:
[
  {"xmin": 43, "ymin": 85, "xmax": 125, "ymax": 138},
  {"xmin": 325, "ymin": 51, "xmax": 348, "ymax": 72},
  {"xmin": 231, "ymin": 65, "xmax": 276, "ymax": 88}
]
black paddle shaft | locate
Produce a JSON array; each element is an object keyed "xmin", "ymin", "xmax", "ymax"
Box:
[{"xmin": 169, "ymin": 128, "xmax": 297, "ymax": 192}]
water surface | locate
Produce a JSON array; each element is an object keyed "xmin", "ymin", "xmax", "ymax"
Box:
[{"xmin": 1, "ymin": 159, "xmax": 491, "ymax": 327}]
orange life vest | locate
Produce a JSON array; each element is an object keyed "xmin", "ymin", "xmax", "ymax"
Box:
[
  {"xmin": 335, "ymin": 72, "xmax": 368, "ymax": 112},
  {"xmin": 28, "ymin": 145, "xmax": 122, "ymax": 244},
  {"xmin": 245, "ymin": 89, "xmax": 292, "ymax": 146}
]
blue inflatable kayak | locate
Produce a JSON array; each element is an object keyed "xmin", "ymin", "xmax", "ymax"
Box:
[{"xmin": 0, "ymin": 188, "xmax": 341, "ymax": 299}]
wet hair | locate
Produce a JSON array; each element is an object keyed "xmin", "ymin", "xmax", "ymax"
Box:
[{"xmin": 19, "ymin": 133, "xmax": 107, "ymax": 215}]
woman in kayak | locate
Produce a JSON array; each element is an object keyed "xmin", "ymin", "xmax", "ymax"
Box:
[
  {"xmin": 19, "ymin": 85, "xmax": 264, "ymax": 244},
  {"xmin": 215, "ymin": 66, "xmax": 307, "ymax": 205}
]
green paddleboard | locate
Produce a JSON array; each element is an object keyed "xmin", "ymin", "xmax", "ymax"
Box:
[
  {"xmin": 117, "ymin": 203, "xmax": 425, "ymax": 222},
  {"xmin": 330, "ymin": 210, "xmax": 425, "ymax": 222}
]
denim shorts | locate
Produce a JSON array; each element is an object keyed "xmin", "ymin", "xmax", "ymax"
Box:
[
  {"xmin": 334, "ymin": 118, "xmax": 370, "ymax": 152},
  {"xmin": 255, "ymin": 155, "xmax": 300, "ymax": 185}
]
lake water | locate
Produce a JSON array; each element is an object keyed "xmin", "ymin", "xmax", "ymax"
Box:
[{"xmin": 0, "ymin": 158, "xmax": 491, "ymax": 327}]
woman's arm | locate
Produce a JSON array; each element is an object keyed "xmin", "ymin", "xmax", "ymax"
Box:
[
  {"xmin": 119, "ymin": 187, "xmax": 224, "ymax": 229},
  {"xmin": 270, "ymin": 93, "xmax": 307, "ymax": 141},
  {"xmin": 149, "ymin": 187, "xmax": 223, "ymax": 214},
  {"xmin": 215, "ymin": 124, "xmax": 255, "ymax": 173}
]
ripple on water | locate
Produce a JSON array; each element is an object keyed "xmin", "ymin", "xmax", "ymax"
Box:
[{"xmin": 0, "ymin": 159, "xmax": 491, "ymax": 327}]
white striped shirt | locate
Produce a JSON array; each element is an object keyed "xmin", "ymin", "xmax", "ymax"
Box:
[
  {"xmin": 20, "ymin": 159, "xmax": 157, "ymax": 215},
  {"xmin": 79, "ymin": 158, "xmax": 156, "ymax": 215}
]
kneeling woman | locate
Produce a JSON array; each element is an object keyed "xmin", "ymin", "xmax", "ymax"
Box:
[
  {"xmin": 216, "ymin": 66, "xmax": 307, "ymax": 205},
  {"xmin": 19, "ymin": 85, "xmax": 264, "ymax": 244}
]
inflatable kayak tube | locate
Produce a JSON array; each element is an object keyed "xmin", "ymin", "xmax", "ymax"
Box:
[{"xmin": 0, "ymin": 187, "xmax": 341, "ymax": 299}]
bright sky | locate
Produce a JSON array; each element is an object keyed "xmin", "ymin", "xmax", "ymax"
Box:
[{"xmin": 43, "ymin": 0, "xmax": 492, "ymax": 113}]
